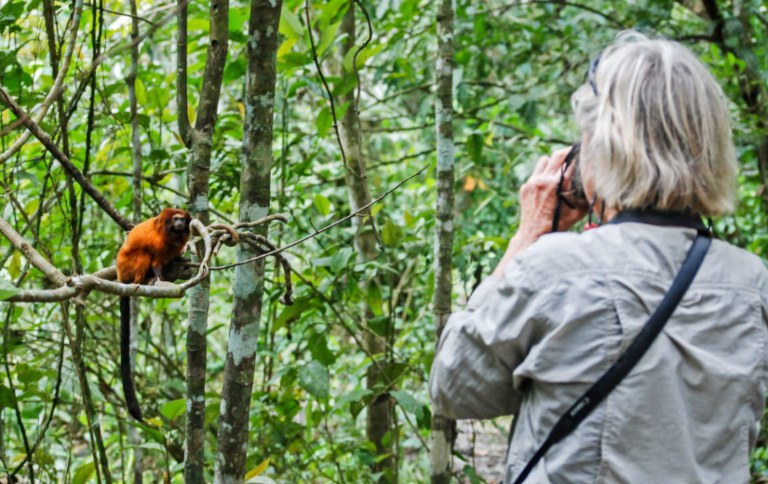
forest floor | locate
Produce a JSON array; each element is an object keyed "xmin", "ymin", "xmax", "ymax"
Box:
[{"xmin": 454, "ymin": 417, "xmax": 512, "ymax": 483}]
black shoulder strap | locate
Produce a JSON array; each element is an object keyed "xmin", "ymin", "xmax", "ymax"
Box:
[{"xmin": 512, "ymin": 232, "xmax": 711, "ymax": 484}]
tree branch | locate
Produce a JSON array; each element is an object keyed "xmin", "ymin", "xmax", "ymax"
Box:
[
  {"xmin": 5, "ymin": 220, "xmax": 211, "ymax": 303},
  {"xmin": 213, "ymin": 163, "xmax": 430, "ymax": 270},
  {"xmin": 0, "ymin": 217, "xmax": 67, "ymax": 287}
]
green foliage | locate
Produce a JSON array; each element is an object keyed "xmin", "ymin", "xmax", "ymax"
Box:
[{"xmin": 0, "ymin": 0, "xmax": 767, "ymax": 481}]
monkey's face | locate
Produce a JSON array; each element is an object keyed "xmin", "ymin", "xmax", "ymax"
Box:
[
  {"xmin": 159, "ymin": 208, "xmax": 191, "ymax": 237},
  {"xmin": 169, "ymin": 212, "xmax": 192, "ymax": 234}
]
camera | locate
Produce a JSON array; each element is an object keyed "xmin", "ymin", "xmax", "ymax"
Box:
[{"xmin": 561, "ymin": 143, "xmax": 588, "ymax": 207}]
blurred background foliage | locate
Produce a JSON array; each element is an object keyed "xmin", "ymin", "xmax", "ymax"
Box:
[{"xmin": 0, "ymin": 0, "xmax": 767, "ymax": 481}]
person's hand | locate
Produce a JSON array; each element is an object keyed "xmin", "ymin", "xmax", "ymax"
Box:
[
  {"xmin": 492, "ymin": 147, "xmax": 588, "ymax": 277},
  {"xmin": 517, "ymin": 147, "xmax": 588, "ymax": 242}
]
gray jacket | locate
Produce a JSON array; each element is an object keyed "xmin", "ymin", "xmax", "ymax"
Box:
[{"xmin": 430, "ymin": 222, "xmax": 768, "ymax": 483}]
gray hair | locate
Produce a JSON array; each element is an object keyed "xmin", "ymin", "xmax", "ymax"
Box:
[{"xmin": 572, "ymin": 32, "xmax": 737, "ymax": 216}]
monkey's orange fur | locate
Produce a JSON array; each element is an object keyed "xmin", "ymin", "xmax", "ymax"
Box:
[
  {"xmin": 116, "ymin": 208, "xmax": 191, "ymax": 422},
  {"xmin": 117, "ymin": 208, "xmax": 192, "ymax": 284}
]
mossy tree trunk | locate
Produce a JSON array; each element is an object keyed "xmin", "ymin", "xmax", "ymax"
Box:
[
  {"xmin": 430, "ymin": 0, "xmax": 456, "ymax": 482},
  {"xmin": 177, "ymin": 0, "xmax": 230, "ymax": 481},
  {"xmin": 213, "ymin": 0, "xmax": 282, "ymax": 482},
  {"xmin": 337, "ymin": 2, "xmax": 396, "ymax": 481}
]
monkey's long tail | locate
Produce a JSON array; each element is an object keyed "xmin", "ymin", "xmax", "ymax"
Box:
[{"xmin": 120, "ymin": 296, "xmax": 144, "ymax": 422}]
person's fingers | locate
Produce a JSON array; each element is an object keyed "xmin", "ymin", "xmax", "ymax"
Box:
[
  {"xmin": 532, "ymin": 155, "xmax": 550, "ymax": 176},
  {"xmin": 544, "ymin": 148, "xmax": 569, "ymax": 174}
]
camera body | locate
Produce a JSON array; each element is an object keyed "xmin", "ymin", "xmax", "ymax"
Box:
[{"xmin": 562, "ymin": 143, "xmax": 588, "ymax": 207}]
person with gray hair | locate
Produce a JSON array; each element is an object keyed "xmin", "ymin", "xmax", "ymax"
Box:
[{"xmin": 430, "ymin": 32, "xmax": 768, "ymax": 483}]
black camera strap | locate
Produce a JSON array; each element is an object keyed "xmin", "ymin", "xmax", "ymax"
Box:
[{"xmin": 513, "ymin": 216, "xmax": 711, "ymax": 484}]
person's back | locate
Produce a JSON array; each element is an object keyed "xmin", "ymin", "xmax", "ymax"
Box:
[
  {"xmin": 495, "ymin": 222, "xmax": 768, "ymax": 482},
  {"xmin": 429, "ymin": 32, "xmax": 768, "ymax": 483}
]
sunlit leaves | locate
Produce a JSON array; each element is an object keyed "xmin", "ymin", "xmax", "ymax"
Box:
[
  {"xmin": 298, "ymin": 360, "xmax": 329, "ymax": 399},
  {"xmin": 0, "ymin": 278, "xmax": 18, "ymax": 300}
]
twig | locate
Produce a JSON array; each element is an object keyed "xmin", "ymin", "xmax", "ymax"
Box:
[
  {"xmin": 80, "ymin": 1, "xmax": 187, "ymax": 83},
  {"xmin": 6, "ymin": 220, "xmax": 212, "ymax": 303},
  {"xmin": 212, "ymin": 163, "xmax": 429, "ymax": 270},
  {"xmin": 304, "ymin": 0, "xmax": 348, "ymax": 168},
  {"xmin": 89, "ymin": 171, "xmax": 235, "ymax": 224},
  {"xmin": 84, "ymin": 2, "xmax": 157, "ymax": 26},
  {"xmin": 352, "ymin": 0, "xmax": 373, "ymax": 121},
  {"xmin": 234, "ymin": 214, "xmax": 288, "ymax": 228}
]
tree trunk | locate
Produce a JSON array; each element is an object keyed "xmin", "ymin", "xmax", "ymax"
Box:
[
  {"xmin": 213, "ymin": 0, "xmax": 281, "ymax": 482},
  {"xmin": 430, "ymin": 0, "xmax": 456, "ymax": 482},
  {"xmin": 127, "ymin": 0, "xmax": 144, "ymax": 478},
  {"xmin": 337, "ymin": 2, "xmax": 396, "ymax": 481},
  {"xmin": 180, "ymin": 0, "xmax": 230, "ymax": 482}
]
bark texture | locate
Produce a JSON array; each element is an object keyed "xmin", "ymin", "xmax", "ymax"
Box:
[
  {"xmin": 430, "ymin": 0, "xmax": 456, "ymax": 482},
  {"xmin": 182, "ymin": 0, "xmax": 229, "ymax": 481},
  {"xmin": 127, "ymin": 0, "xmax": 144, "ymax": 478},
  {"xmin": 338, "ymin": 2, "xmax": 395, "ymax": 480},
  {"xmin": 212, "ymin": 1, "xmax": 281, "ymax": 482}
]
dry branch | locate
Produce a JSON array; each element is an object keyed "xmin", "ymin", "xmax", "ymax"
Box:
[
  {"xmin": 0, "ymin": 217, "xmax": 67, "ymax": 287},
  {"xmin": 5, "ymin": 219, "xmax": 211, "ymax": 303}
]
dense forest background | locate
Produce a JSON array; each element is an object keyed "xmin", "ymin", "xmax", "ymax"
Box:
[{"xmin": 1, "ymin": 0, "xmax": 767, "ymax": 482}]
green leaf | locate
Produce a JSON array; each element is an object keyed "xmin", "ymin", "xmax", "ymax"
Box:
[
  {"xmin": 466, "ymin": 133, "xmax": 484, "ymax": 164},
  {"xmin": 137, "ymin": 442, "xmax": 165, "ymax": 452},
  {"xmin": 316, "ymin": 107, "xmax": 332, "ymax": 137},
  {"xmin": 188, "ymin": 18, "xmax": 210, "ymax": 33},
  {"xmin": 0, "ymin": 385, "xmax": 16, "ymax": 409},
  {"xmin": 381, "ymin": 218, "xmax": 403, "ymax": 247},
  {"xmin": 313, "ymin": 193, "xmax": 332, "ymax": 216},
  {"xmin": 343, "ymin": 42, "xmax": 385, "ymax": 72},
  {"xmin": 274, "ymin": 296, "xmax": 310, "ymax": 332},
  {"xmin": 135, "ymin": 77, "xmax": 147, "ymax": 105},
  {"xmin": 278, "ymin": 52, "xmax": 311, "ymax": 70},
  {"xmin": 329, "ymin": 247, "xmax": 353, "ymax": 273},
  {"xmin": 298, "ymin": 361, "xmax": 329, "ymax": 399},
  {"xmin": 307, "ymin": 332, "xmax": 336, "ymax": 366},
  {"xmin": 72, "ymin": 461, "xmax": 95, "ymax": 484},
  {"xmin": 317, "ymin": 0, "xmax": 349, "ymax": 26},
  {"xmin": 279, "ymin": 6, "xmax": 303, "ymax": 40},
  {"xmin": 391, "ymin": 390, "xmax": 424, "ymax": 417},
  {"xmin": 367, "ymin": 315, "xmax": 388, "ymax": 337},
  {"xmin": 380, "ymin": 362, "xmax": 408, "ymax": 387},
  {"xmin": 464, "ymin": 465, "xmax": 482, "ymax": 484},
  {"xmin": 224, "ymin": 58, "xmax": 247, "ymax": 83},
  {"xmin": 336, "ymin": 388, "xmax": 371, "ymax": 408},
  {"xmin": 317, "ymin": 21, "xmax": 341, "ymax": 57},
  {"xmin": 160, "ymin": 398, "xmax": 186, "ymax": 421},
  {"xmin": 0, "ymin": 278, "xmax": 19, "ymax": 301},
  {"xmin": 17, "ymin": 366, "xmax": 44, "ymax": 384}
]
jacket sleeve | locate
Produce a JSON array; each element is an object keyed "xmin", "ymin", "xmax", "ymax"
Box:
[{"xmin": 429, "ymin": 257, "xmax": 547, "ymax": 420}]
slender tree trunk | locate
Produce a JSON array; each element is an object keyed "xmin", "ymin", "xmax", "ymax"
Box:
[
  {"xmin": 337, "ymin": 2, "xmax": 395, "ymax": 481},
  {"xmin": 126, "ymin": 0, "xmax": 144, "ymax": 480},
  {"xmin": 430, "ymin": 0, "xmax": 456, "ymax": 482},
  {"xmin": 212, "ymin": 1, "xmax": 281, "ymax": 482},
  {"xmin": 180, "ymin": 0, "xmax": 229, "ymax": 482}
]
